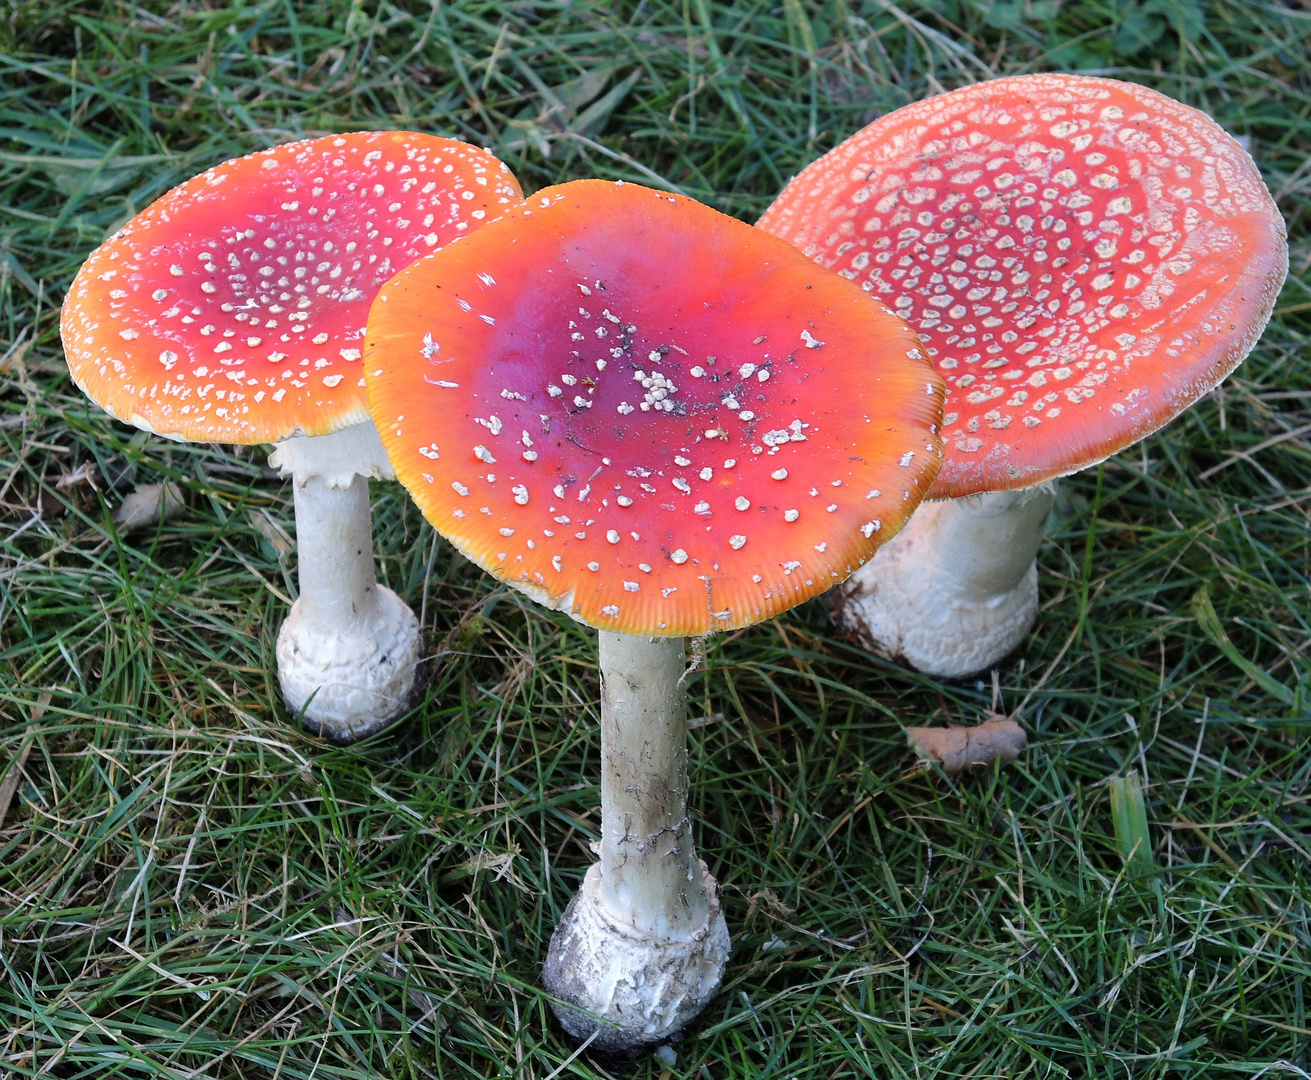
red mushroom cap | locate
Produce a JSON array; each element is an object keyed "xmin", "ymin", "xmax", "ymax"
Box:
[
  {"xmin": 61, "ymin": 132, "xmax": 522, "ymax": 445},
  {"xmin": 366, "ymin": 180, "xmax": 944, "ymax": 637},
  {"xmin": 759, "ymin": 74, "xmax": 1288, "ymax": 499}
]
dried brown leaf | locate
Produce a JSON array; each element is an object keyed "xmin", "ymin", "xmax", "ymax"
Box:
[
  {"xmin": 114, "ymin": 481, "xmax": 185, "ymax": 531},
  {"xmin": 906, "ymin": 716, "xmax": 1027, "ymax": 776}
]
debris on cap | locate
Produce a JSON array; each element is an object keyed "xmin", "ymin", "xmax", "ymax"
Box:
[
  {"xmin": 759, "ymin": 74, "xmax": 1288, "ymax": 499},
  {"xmin": 61, "ymin": 132, "xmax": 523, "ymax": 446},
  {"xmin": 366, "ymin": 180, "xmax": 945, "ymax": 637}
]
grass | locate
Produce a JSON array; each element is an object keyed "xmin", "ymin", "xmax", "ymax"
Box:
[{"xmin": 1, "ymin": 0, "xmax": 1309, "ymax": 1076}]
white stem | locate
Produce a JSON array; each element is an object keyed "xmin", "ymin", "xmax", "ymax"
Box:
[
  {"xmin": 597, "ymin": 632, "xmax": 709, "ymax": 940},
  {"xmin": 271, "ymin": 423, "xmax": 422, "ymax": 743},
  {"xmin": 292, "ymin": 476, "xmax": 379, "ymax": 632},
  {"xmin": 836, "ymin": 485, "xmax": 1055, "ymax": 678},
  {"xmin": 541, "ymin": 632, "xmax": 729, "ymax": 1052},
  {"xmin": 923, "ymin": 487, "xmax": 1055, "ymax": 601}
]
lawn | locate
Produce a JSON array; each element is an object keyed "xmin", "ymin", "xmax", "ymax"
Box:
[{"xmin": 1, "ymin": 1, "xmax": 1309, "ymax": 1077}]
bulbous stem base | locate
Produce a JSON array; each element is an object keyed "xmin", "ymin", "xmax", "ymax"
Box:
[
  {"xmin": 543, "ymin": 862, "xmax": 729, "ymax": 1053},
  {"xmin": 277, "ymin": 584, "xmax": 422, "ymax": 743}
]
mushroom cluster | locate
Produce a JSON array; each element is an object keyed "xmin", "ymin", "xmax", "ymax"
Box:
[
  {"xmin": 365, "ymin": 179, "xmax": 944, "ymax": 1050},
  {"xmin": 61, "ymin": 131, "xmax": 523, "ymax": 740},
  {"xmin": 55, "ymin": 72, "xmax": 1289, "ymax": 1058},
  {"xmin": 760, "ymin": 73, "xmax": 1288, "ymax": 676}
]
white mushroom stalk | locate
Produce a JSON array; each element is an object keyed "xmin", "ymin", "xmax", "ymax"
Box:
[
  {"xmin": 838, "ymin": 485, "xmax": 1054, "ymax": 678},
  {"xmin": 759, "ymin": 74, "xmax": 1288, "ymax": 678},
  {"xmin": 268, "ymin": 421, "xmax": 421, "ymax": 742},
  {"xmin": 543, "ymin": 633, "xmax": 728, "ymax": 1050}
]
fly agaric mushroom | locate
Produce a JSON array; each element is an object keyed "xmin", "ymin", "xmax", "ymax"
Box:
[
  {"xmin": 759, "ymin": 74, "xmax": 1288, "ymax": 677},
  {"xmin": 60, "ymin": 132, "xmax": 523, "ymax": 740},
  {"xmin": 365, "ymin": 180, "xmax": 944, "ymax": 1049}
]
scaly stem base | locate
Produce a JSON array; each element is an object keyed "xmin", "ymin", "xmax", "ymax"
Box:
[{"xmin": 543, "ymin": 863, "xmax": 729, "ymax": 1052}]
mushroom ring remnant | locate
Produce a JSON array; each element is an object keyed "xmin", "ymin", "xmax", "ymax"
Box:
[
  {"xmin": 366, "ymin": 179, "xmax": 944, "ymax": 1049},
  {"xmin": 760, "ymin": 74, "xmax": 1288, "ymax": 676},
  {"xmin": 61, "ymin": 131, "xmax": 524, "ymax": 741}
]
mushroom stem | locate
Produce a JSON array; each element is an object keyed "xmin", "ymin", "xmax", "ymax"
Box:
[
  {"xmin": 290, "ymin": 476, "xmax": 379, "ymax": 630},
  {"xmin": 542, "ymin": 632, "xmax": 729, "ymax": 1052},
  {"xmin": 836, "ymin": 485, "xmax": 1055, "ymax": 678},
  {"xmin": 597, "ymin": 632, "xmax": 710, "ymax": 939},
  {"xmin": 271, "ymin": 423, "xmax": 422, "ymax": 743}
]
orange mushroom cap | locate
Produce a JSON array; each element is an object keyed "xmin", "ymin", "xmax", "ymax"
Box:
[
  {"xmin": 61, "ymin": 132, "xmax": 522, "ymax": 445},
  {"xmin": 759, "ymin": 74, "xmax": 1288, "ymax": 499},
  {"xmin": 366, "ymin": 180, "xmax": 945, "ymax": 637}
]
